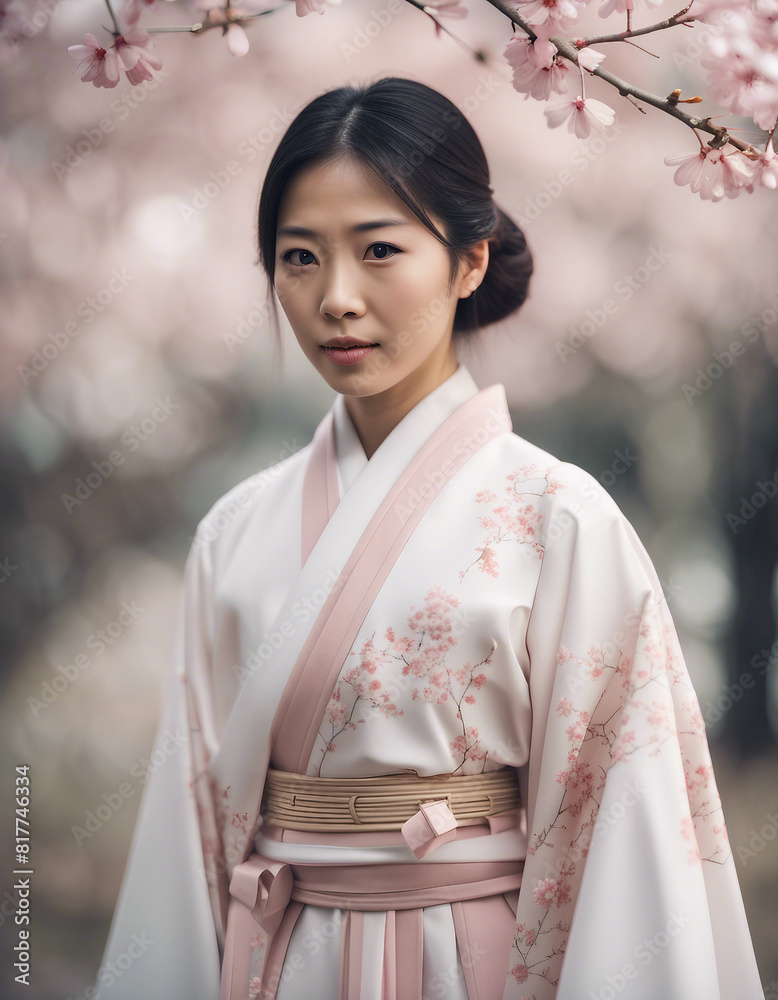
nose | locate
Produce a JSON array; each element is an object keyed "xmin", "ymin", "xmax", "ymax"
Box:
[{"xmin": 319, "ymin": 260, "xmax": 366, "ymax": 321}]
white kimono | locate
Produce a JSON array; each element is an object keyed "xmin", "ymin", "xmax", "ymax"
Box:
[{"xmin": 94, "ymin": 361, "xmax": 764, "ymax": 1000}]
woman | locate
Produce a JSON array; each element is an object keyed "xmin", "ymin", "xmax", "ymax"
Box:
[{"xmin": 94, "ymin": 78, "xmax": 763, "ymax": 1000}]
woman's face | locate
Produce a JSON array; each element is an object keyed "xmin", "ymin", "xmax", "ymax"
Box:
[{"xmin": 274, "ymin": 156, "xmax": 483, "ymax": 398}]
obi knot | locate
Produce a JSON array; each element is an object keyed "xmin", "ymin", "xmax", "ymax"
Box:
[
  {"xmin": 228, "ymin": 855, "xmax": 294, "ymax": 937},
  {"xmin": 401, "ymin": 798, "xmax": 459, "ymax": 859}
]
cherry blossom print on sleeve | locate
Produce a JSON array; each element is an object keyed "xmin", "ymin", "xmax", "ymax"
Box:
[
  {"xmin": 460, "ymin": 464, "xmax": 567, "ymax": 581},
  {"xmin": 501, "ymin": 465, "xmax": 758, "ymax": 999}
]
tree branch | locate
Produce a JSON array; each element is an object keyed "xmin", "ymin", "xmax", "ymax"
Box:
[
  {"xmin": 574, "ymin": 4, "xmax": 697, "ymax": 45},
  {"xmin": 483, "ymin": 0, "xmax": 764, "ymax": 155}
]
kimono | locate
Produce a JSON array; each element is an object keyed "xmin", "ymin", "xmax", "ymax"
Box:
[{"xmin": 93, "ymin": 361, "xmax": 764, "ymax": 1000}]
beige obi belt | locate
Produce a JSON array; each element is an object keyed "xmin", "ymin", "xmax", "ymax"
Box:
[{"xmin": 260, "ymin": 765, "xmax": 521, "ymax": 859}]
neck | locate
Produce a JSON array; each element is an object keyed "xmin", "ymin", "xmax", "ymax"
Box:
[{"xmin": 344, "ymin": 351, "xmax": 459, "ymax": 461}]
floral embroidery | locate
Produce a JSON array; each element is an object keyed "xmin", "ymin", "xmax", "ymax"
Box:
[
  {"xmin": 460, "ymin": 464, "xmax": 567, "ymax": 581},
  {"xmin": 183, "ymin": 671, "xmax": 259, "ymax": 957},
  {"xmin": 509, "ymin": 591, "xmax": 731, "ymax": 993},
  {"xmin": 315, "ymin": 585, "xmax": 496, "ymax": 776},
  {"xmin": 313, "ymin": 629, "xmax": 405, "ymax": 775}
]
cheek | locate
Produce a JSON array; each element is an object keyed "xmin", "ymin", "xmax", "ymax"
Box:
[
  {"xmin": 380, "ymin": 267, "xmax": 452, "ymax": 327},
  {"xmin": 276, "ymin": 273, "xmax": 311, "ymax": 314}
]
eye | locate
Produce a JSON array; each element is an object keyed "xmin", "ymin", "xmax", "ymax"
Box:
[
  {"xmin": 279, "ymin": 243, "xmax": 403, "ymax": 269},
  {"xmin": 281, "ymin": 248, "xmax": 317, "ymax": 268},
  {"xmin": 365, "ymin": 243, "xmax": 402, "ymax": 261}
]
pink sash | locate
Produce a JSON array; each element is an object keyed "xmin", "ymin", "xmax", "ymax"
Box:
[{"xmin": 219, "ymin": 384, "xmax": 516, "ymax": 1000}]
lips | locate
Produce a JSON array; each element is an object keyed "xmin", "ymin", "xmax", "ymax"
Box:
[
  {"xmin": 321, "ymin": 338, "xmax": 379, "ymax": 349},
  {"xmin": 321, "ymin": 343, "xmax": 378, "ymax": 367}
]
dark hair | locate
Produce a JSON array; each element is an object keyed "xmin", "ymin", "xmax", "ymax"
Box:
[{"xmin": 256, "ymin": 76, "xmax": 532, "ymax": 357}]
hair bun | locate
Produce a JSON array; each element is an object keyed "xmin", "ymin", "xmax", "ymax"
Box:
[{"xmin": 466, "ymin": 205, "xmax": 533, "ymax": 331}]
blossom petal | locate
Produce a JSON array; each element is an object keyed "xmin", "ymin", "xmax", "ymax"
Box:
[{"xmin": 226, "ymin": 22, "xmax": 250, "ymax": 56}]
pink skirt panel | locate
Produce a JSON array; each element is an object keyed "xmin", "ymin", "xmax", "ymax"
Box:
[{"xmin": 220, "ymin": 854, "xmax": 523, "ymax": 1000}]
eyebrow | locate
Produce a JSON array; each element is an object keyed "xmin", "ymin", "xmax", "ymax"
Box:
[{"xmin": 277, "ymin": 219, "xmax": 411, "ymax": 238}]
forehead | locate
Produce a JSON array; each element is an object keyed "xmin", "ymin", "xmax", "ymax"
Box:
[{"xmin": 276, "ymin": 157, "xmax": 417, "ymax": 233}]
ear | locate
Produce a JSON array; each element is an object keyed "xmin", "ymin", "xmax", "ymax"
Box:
[{"xmin": 457, "ymin": 239, "xmax": 490, "ymax": 299}]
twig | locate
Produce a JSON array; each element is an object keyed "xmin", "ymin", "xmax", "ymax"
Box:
[
  {"xmin": 483, "ymin": 0, "xmax": 764, "ymax": 155},
  {"xmin": 574, "ymin": 3, "xmax": 697, "ymax": 45}
]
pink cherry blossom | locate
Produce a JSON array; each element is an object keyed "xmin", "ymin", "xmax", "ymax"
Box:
[
  {"xmin": 511, "ymin": 0, "xmax": 585, "ymax": 29},
  {"xmin": 0, "ymin": 0, "xmax": 28, "ymax": 58},
  {"xmin": 665, "ymin": 149, "xmax": 710, "ymax": 192},
  {"xmin": 511, "ymin": 962, "xmax": 530, "ymax": 983},
  {"xmin": 544, "ymin": 95, "xmax": 615, "ymax": 138},
  {"xmin": 290, "ymin": 0, "xmax": 344, "ymax": 14},
  {"xmin": 113, "ymin": 24, "xmax": 162, "ymax": 85},
  {"xmin": 225, "ymin": 21, "xmax": 250, "ymax": 56},
  {"xmin": 68, "ymin": 33, "xmax": 121, "ymax": 89},
  {"xmin": 532, "ymin": 876, "xmax": 572, "ymax": 909},
  {"xmin": 718, "ymin": 148, "xmax": 757, "ymax": 194},
  {"xmin": 696, "ymin": 2, "xmax": 778, "ymax": 131},
  {"xmin": 597, "ymin": 0, "xmax": 663, "ymax": 18},
  {"xmin": 192, "ymin": 1, "xmax": 261, "ymax": 56},
  {"xmin": 118, "ymin": 0, "xmax": 158, "ymax": 27},
  {"xmin": 422, "ymin": 0, "xmax": 469, "ymax": 17},
  {"xmin": 506, "ymin": 38, "xmax": 570, "ymax": 106},
  {"xmin": 577, "ymin": 46, "xmax": 605, "ymax": 72},
  {"xmin": 746, "ymin": 142, "xmax": 778, "ymax": 189},
  {"xmin": 664, "ymin": 146, "xmax": 755, "ymax": 201}
]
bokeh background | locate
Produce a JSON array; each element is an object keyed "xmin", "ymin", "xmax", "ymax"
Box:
[{"xmin": 1, "ymin": 0, "xmax": 777, "ymax": 996}]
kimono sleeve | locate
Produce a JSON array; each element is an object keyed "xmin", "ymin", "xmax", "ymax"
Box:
[
  {"xmin": 94, "ymin": 525, "xmax": 225, "ymax": 1000},
  {"xmin": 503, "ymin": 465, "xmax": 763, "ymax": 1000}
]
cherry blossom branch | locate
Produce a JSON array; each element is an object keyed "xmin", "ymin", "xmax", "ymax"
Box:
[
  {"xmin": 60, "ymin": 0, "xmax": 778, "ymax": 199},
  {"xmin": 484, "ymin": 0, "xmax": 762, "ymax": 155},
  {"xmin": 571, "ymin": 3, "xmax": 698, "ymax": 45},
  {"xmin": 399, "ymin": 0, "xmax": 486, "ymax": 60},
  {"xmin": 151, "ymin": 5, "xmax": 284, "ymax": 38},
  {"xmin": 103, "ymin": 0, "xmax": 121, "ymax": 34},
  {"xmin": 97, "ymin": 0, "xmax": 287, "ymax": 40}
]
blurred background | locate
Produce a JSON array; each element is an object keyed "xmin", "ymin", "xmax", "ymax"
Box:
[{"xmin": 1, "ymin": 0, "xmax": 777, "ymax": 996}]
